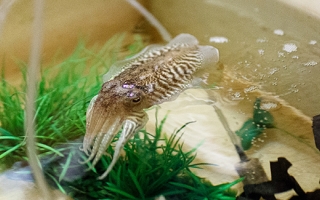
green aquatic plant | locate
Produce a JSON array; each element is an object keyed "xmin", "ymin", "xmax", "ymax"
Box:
[
  {"xmin": 235, "ymin": 98, "xmax": 320, "ymax": 155},
  {"xmin": 235, "ymin": 98, "xmax": 274, "ymax": 150},
  {"xmin": 0, "ymin": 33, "xmax": 239, "ymax": 199},
  {"xmin": 0, "ymin": 33, "xmax": 143, "ymax": 166},
  {"xmin": 45, "ymin": 111, "xmax": 240, "ymax": 199}
]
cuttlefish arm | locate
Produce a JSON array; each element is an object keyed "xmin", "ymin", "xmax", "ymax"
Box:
[
  {"xmin": 98, "ymin": 112, "xmax": 148, "ymax": 179},
  {"xmin": 81, "ymin": 33, "xmax": 220, "ymax": 179}
]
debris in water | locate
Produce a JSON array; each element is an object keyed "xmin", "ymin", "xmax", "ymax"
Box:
[
  {"xmin": 312, "ymin": 114, "xmax": 320, "ymax": 151},
  {"xmin": 237, "ymin": 157, "xmax": 320, "ymax": 200}
]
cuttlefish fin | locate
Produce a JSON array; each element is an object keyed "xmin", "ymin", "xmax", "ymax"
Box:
[
  {"xmin": 167, "ymin": 33, "xmax": 199, "ymax": 46},
  {"xmin": 192, "ymin": 42, "xmax": 222, "ymax": 88},
  {"xmin": 103, "ymin": 44, "xmax": 162, "ymax": 82},
  {"xmin": 103, "ymin": 34, "xmax": 202, "ymax": 83}
]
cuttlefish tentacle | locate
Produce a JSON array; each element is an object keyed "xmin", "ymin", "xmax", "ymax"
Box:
[
  {"xmin": 90, "ymin": 118, "xmax": 122, "ymax": 167},
  {"xmin": 81, "ymin": 33, "xmax": 220, "ymax": 179},
  {"xmin": 80, "ymin": 95, "xmax": 98, "ymax": 155},
  {"xmin": 80, "ymin": 92, "xmax": 124, "ymax": 166},
  {"xmin": 79, "ymin": 118, "xmax": 121, "ymax": 166},
  {"xmin": 97, "ymin": 111, "xmax": 148, "ymax": 179}
]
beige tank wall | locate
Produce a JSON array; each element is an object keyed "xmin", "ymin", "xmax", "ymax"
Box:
[
  {"xmin": 279, "ymin": 0, "xmax": 320, "ymax": 19},
  {"xmin": 0, "ymin": 0, "xmax": 145, "ymax": 84}
]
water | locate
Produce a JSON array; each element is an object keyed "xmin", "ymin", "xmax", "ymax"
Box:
[
  {"xmin": 150, "ymin": 0, "xmax": 320, "ymax": 197},
  {"xmin": 151, "ymin": 0, "xmax": 320, "ymax": 117}
]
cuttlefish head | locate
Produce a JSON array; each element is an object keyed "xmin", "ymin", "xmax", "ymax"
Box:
[
  {"xmin": 81, "ymin": 33, "xmax": 220, "ymax": 179},
  {"xmin": 81, "ymin": 78, "xmax": 149, "ymax": 173}
]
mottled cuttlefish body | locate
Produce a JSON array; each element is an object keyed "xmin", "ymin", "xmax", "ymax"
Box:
[{"xmin": 81, "ymin": 34, "xmax": 219, "ymax": 179}]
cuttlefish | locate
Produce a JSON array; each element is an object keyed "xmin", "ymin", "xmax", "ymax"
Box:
[{"xmin": 81, "ymin": 34, "xmax": 220, "ymax": 179}]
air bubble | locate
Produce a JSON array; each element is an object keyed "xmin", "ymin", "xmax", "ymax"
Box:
[
  {"xmin": 256, "ymin": 38, "xmax": 268, "ymax": 43},
  {"xmin": 269, "ymin": 68, "xmax": 279, "ymax": 75},
  {"xmin": 303, "ymin": 61, "xmax": 317, "ymax": 66},
  {"xmin": 227, "ymin": 90, "xmax": 244, "ymax": 101},
  {"xmin": 259, "ymin": 99, "xmax": 281, "ymax": 111},
  {"xmin": 309, "ymin": 40, "xmax": 317, "ymax": 45},
  {"xmin": 258, "ymin": 49, "xmax": 264, "ymax": 55},
  {"xmin": 273, "ymin": 29, "xmax": 284, "ymax": 36},
  {"xmin": 278, "ymin": 51, "xmax": 285, "ymax": 57},
  {"xmin": 209, "ymin": 36, "xmax": 228, "ymax": 43},
  {"xmin": 283, "ymin": 43, "xmax": 297, "ymax": 53},
  {"xmin": 244, "ymin": 86, "xmax": 258, "ymax": 93}
]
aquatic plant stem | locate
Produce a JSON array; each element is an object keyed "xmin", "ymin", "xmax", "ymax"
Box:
[
  {"xmin": 25, "ymin": 0, "xmax": 52, "ymax": 199},
  {"xmin": 212, "ymin": 105, "xmax": 244, "ymax": 153},
  {"xmin": 212, "ymin": 105, "xmax": 270, "ymax": 185},
  {"xmin": 126, "ymin": 0, "xmax": 172, "ymax": 42}
]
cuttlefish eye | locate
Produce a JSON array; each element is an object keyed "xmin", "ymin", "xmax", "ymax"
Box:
[
  {"xmin": 126, "ymin": 90, "xmax": 143, "ymax": 105},
  {"xmin": 132, "ymin": 97, "xmax": 141, "ymax": 103}
]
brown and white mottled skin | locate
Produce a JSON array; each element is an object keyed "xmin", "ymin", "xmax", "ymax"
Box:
[{"xmin": 81, "ymin": 34, "xmax": 219, "ymax": 179}]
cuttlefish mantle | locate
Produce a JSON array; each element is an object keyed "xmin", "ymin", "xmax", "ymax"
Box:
[{"xmin": 81, "ymin": 33, "xmax": 220, "ymax": 179}]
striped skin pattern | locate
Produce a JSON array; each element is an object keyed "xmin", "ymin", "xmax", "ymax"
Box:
[{"xmin": 81, "ymin": 34, "xmax": 219, "ymax": 179}]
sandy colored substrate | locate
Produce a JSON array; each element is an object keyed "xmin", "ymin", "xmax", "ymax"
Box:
[{"xmin": 146, "ymin": 71, "xmax": 320, "ymax": 198}]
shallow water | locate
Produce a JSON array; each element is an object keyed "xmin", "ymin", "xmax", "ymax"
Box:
[
  {"xmin": 150, "ymin": 0, "xmax": 320, "ymax": 117},
  {"xmin": 149, "ymin": 0, "xmax": 320, "ymax": 198}
]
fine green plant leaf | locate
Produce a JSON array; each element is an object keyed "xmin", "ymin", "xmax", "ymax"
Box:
[
  {"xmin": 128, "ymin": 169, "xmax": 145, "ymax": 199},
  {"xmin": 169, "ymin": 182, "xmax": 199, "ymax": 192},
  {"xmin": 0, "ymin": 143, "xmax": 23, "ymax": 159},
  {"xmin": 0, "ymin": 33, "xmax": 145, "ymax": 167},
  {"xmin": 0, "ymin": 136, "xmax": 21, "ymax": 140},
  {"xmin": 58, "ymin": 149, "xmax": 74, "ymax": 182},
  {"xmin": 46, "ymin": 173, "xmax": 67, "ymax": 194},
  {"xmin": 0, "ymin": 128, "xmax": 14, "ymax": 137},
  {"xmin": 103, "ymin": 186, "xmax": 137, "ymax": 199},
  {"xmin": 36, "ymin": 143, "xmax": 64, "ymax": 157},
  {"xmin": 45, "ymin": 113, "xmax": 239, "ymax": 200}
]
